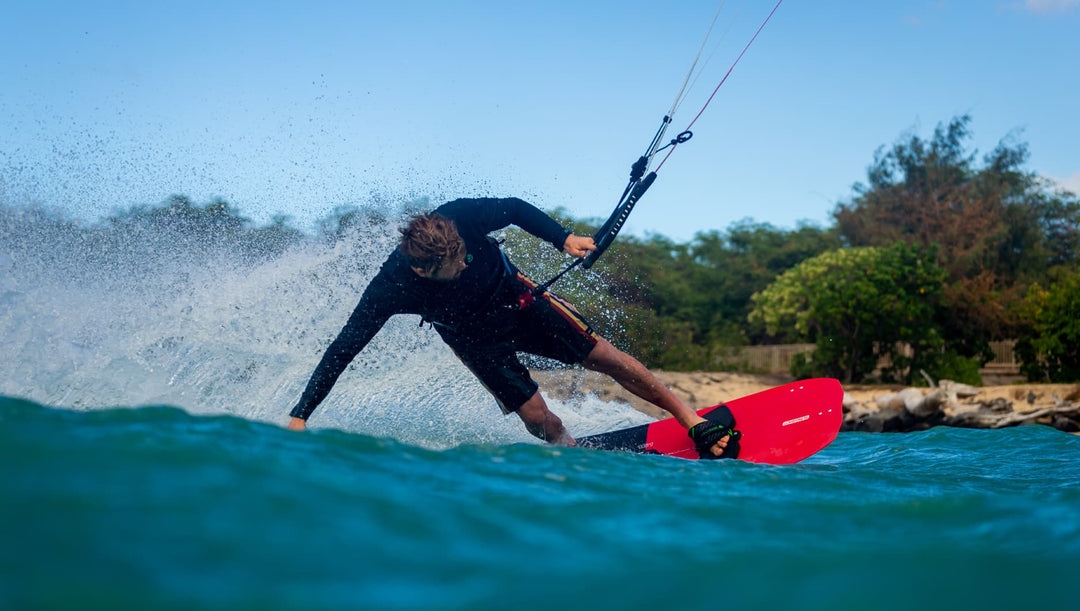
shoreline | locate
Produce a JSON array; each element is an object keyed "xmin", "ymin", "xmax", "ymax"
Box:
[{"xmin": 533, "ymin": 369, "xmax": 1080, "ymax": 432}]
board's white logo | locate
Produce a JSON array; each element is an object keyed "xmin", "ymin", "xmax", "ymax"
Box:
[{"xmin": 782, "ymin": 415, "xmax": 810, "ymax": 427}]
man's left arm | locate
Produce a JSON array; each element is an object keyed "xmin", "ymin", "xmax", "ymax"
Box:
[
  {"xmin": 499, "ymin": 197, "xmax": 568, "ymax": 247},
  {"xmin": 442, "ymin": 197, "xmax": 594, "ymax": 256}
]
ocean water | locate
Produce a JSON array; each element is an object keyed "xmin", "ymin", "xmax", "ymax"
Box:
[
  {"xmin": 3, "ymin": 209, "xmax": 1079, "ymax": 610},
  {"xmin": 3, "ymin": 399, "xmax": 1079, "ymax": 610}
]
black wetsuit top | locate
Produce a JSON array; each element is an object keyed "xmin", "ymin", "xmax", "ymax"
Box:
[{"xmin": 289, "ymin": 197, "xmax": 571, "ymax": 420}]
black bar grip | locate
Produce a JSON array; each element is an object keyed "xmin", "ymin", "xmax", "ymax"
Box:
[{"xmin": 582, "ymin": 171, "xmax": 657, "ymax": 270}]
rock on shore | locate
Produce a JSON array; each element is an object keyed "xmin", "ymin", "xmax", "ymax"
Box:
[{"xmin": 532, "ymin": 369, "xmax": 1080, "ymax": 434}]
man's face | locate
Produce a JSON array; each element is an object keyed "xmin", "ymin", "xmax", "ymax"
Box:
[{"xmin": 413, "ymin": 252, "xmax": 467, "ymax": 282}]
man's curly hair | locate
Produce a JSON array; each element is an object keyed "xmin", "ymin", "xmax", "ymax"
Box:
[{"xmin": 398, "ymin": 213, "xmax": 465, "ymax": 274}]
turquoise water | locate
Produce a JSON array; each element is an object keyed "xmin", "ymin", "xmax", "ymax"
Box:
[{"xmin": 3, "ymin": 395, "xmax": 1078, "ymax": 611}]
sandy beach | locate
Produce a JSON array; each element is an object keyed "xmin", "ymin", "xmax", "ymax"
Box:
[{"xmin": 533, "ymin": 369, "xmax": 1080, "ymax": 424}]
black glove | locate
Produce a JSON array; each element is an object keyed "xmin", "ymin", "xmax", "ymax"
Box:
[{"xmin": 688, "ymin": 405, "xmax": 741, "ymax": 460}]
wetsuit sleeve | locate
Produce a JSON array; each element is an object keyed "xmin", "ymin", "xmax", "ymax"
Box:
[
  {"xmin": 439, "ymin": 198, "xmax": 571, "ymax": 251},
  {"xmin": 288, "ymin": 280, "xmax": 397, "ymax": 421}
]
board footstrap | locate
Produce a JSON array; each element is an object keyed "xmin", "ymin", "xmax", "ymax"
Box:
[{"xmin": 692, "ymin": 405, "xmax": 741, "ymax": 460}]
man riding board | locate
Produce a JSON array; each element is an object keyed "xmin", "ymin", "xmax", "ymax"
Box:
[{"xmin": 287, "ymin": 197, "xmax": 730, "ymax": 457}]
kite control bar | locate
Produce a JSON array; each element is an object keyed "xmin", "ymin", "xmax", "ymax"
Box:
[{"xmin": 582, "ymin": 170, "xmax": 656, "ymax": 270}]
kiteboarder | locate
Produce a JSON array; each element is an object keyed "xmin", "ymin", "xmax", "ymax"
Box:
[{"xmin": 286, "ymin": 197, "xmax": 731, "ymax": 457}]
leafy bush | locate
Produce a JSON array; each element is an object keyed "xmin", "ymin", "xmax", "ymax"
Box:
[
  {"xmin": 1015, "ymin": 267, "xmax": 1080, "ymax": 382},
  {"xmin": 927, "ymin": 351, "xmax": 984, "ymax": 386},
  {"xmin": 749, "ymin": 243, "xmax": 947, "ymax": 383}
]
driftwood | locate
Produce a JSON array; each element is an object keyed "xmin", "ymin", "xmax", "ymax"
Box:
[{"xmin": 843, "ymin": 379, "xmax": 1080, "ymax": 433}]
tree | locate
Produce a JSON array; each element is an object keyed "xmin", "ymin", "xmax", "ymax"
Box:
[
  {"xmin": 239, "ymin": 214, "xmax": 306, "ymax": 261},
  {"xmin": 748, "ymin": 243, "xmax": 947, "ymax": 383},
  {"xmin": 836, "ymin": 117, "xmax": 1001, "ymax": 278},
  {"xmin": 587, "ymin": 221, "xmax": 838, "ymax": 366},
  {"xmin": 1015, "ymin": 267, "xmax": 1080, "ymax": 382},
  {"xmin": 109, "ymin": 195, "xmax": 250, "ymax": 237},
  {"xmin": 832, "ymin": 115, "xmax": 1080, "ymax": 360},
  {"xmin": 692, "ymin": 221, "xmax": 842, "ymax": 344}
]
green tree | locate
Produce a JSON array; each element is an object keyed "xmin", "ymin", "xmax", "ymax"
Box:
[
  {"xmin": 693, "ymin": 220, "xmax": 842, "ymax": 344},
  {"xmin": 584, "ymin": 221, "xmax": 837, "ymax": 369},
  {"xmin": 748, "ymin": 243, "xmax": 947, "ymax": 383},
  {"xmin": 1015, "ymin": 267, "xmax": 1080, "ymax": 382}
]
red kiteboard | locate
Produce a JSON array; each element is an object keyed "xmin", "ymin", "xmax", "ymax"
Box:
[{"xmin": 578, "ymin": 378, "xmax": 843, "ymax": 464}]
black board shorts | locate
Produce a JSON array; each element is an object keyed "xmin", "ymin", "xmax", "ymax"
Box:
[{"xmin": 438, "ymin": 272, "xmax": 600, "ymax": 414}]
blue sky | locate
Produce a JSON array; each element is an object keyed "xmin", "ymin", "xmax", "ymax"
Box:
[{"xmin": 2, "ymin": 0, "xmax": 1078, "ymax": 241}]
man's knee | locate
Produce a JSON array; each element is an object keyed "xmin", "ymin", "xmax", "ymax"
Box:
[{"xmin": 583, "ymin": 338, "xmax": 634, "ymax": 372}]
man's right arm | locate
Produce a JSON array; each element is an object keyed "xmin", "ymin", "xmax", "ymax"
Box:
[{"xmin": 288, "ymin": 285, "xmax": 395, "ymax": 425}]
